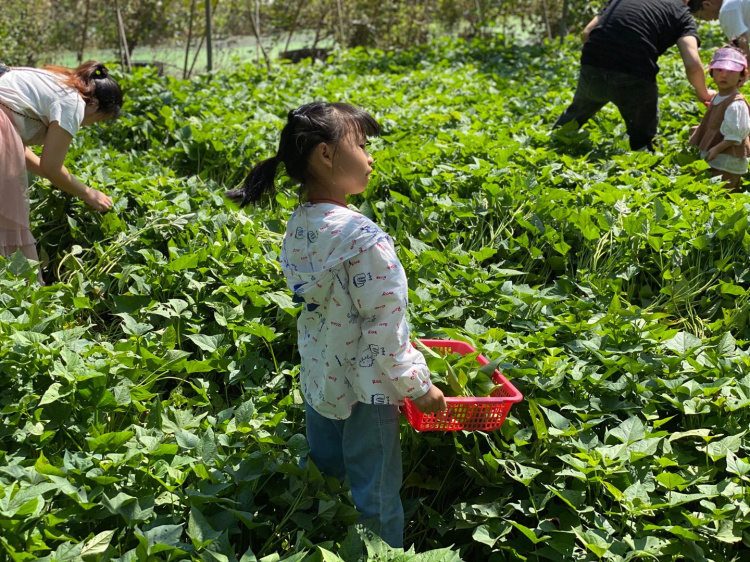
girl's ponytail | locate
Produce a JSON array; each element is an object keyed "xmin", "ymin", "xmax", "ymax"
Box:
[{"xmin": 226, "ymin": 155, "xmax": 280, "ymax": 207}]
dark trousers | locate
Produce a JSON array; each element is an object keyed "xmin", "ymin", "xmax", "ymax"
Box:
[{"xmin": 554, "ymin": 65, "xmax": 659, "ymax": 151}]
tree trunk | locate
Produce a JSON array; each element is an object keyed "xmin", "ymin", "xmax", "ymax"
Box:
[
  {"xmin": 205, "ymin": 0, "xmax": 213, "ymax": 73},
  {"xmin": 540, "ymin": 0, "xmax": 552, "ymax": 41},
  {"xmin": 311, "ymin": 6, "xmax": 329, "ymax": 53},
  {"xmin": 78, "ymin": 0, "xmax": 91, "ymax": 64},
  {"xmin": 283, "ymin": 0, "xmax": 306, "ymax": 55},
  {"xmin": 184, "ymin": 0, "xmax": 197, "ymax": 79},
  {"xmin": 559, "ymin": 0, "xmax": 569, "ymax": 43},
  {"xmin": 335, "ymin": 0, "xmax": 345, "ymax": 47},
  {"xmin": 189, "ymin": 0, "xmax": 220, "ymax": 77},
  {"xmin": 115, "ymin": 0, "xmax": 132, "ymax": 71},
  {"xmin": 248, "ymin": 0, "xmax": 271, "ymax": 71}
]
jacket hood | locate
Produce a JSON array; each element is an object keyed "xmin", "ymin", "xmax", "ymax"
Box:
[{"xmin": 280, "ymin": 203, "xmax": 389, "ymax": 305}]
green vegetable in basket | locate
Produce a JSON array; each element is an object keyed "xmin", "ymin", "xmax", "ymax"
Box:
[{"xmin": 413, "ymin": 340, "xmax": 500, "ymax": 398}]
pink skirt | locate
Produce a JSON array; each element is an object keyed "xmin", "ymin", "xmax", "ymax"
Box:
[{"xmin": 0, "ymin": 104, "xmax": 43, "ymax": 282}]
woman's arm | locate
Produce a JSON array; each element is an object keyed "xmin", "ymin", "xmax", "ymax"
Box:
[
  {"xmin": 581, "ymin": 15, "xmax": 599, "ymax": 44},
  {"xmin": 32, "ymin": 122, "xmax": 112, "ymax": 212}
]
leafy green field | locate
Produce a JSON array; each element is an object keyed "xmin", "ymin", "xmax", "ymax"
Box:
[{"xmin": 2, "ymin": 33, "xmax": 750, "ymax": 561}]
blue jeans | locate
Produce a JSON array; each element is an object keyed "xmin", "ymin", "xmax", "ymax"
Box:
[
  {"xmin": 304, "ymin": 401, "xmax": 404, "ymax": 548},
  {"xmin": 554, "ymin": 65, "xmax": 659, "ymax": 151}
]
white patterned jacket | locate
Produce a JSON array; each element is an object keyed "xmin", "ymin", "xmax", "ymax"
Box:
[{"xmin": 280, "ymin": 202, "xmax": 432, "ymax": 420}]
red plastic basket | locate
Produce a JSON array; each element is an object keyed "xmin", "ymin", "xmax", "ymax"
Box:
[{"xmin": 402, "ymin": 339, "xmax": 523, "ymax": 432}]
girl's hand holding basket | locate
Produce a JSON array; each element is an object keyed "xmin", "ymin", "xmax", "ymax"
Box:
[{"xmin": 411, "ymin": 385, "xmax": 447, "ymax": 414}]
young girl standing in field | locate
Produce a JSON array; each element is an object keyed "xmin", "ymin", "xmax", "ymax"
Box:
[
  {"xmin": 227, "ymin": 101, "xmax": 446, "ymax": 548},
  {"xmin": 689, "ymin": 46, "xmax": 750, "ymax": 191},
  {"xmin": 0, "ymin": 61, "xmax": 122, "ymax": 281}
]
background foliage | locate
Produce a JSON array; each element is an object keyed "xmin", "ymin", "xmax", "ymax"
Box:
[
  {"xmin": 2, "ymin": 20, "xmax": 750, "ymax": 562},
  {"xmin": 0, "ymin": 0, "xmax": 602, "ymax": 68}
]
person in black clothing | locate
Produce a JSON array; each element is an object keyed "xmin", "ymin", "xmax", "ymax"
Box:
[{"xmin": 554, "ymin": 0, "xmax": 714, "ymax": 151}]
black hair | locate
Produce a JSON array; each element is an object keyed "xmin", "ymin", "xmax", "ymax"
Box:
[
  {"xmin": 687, "ymin": 0, "xmax": 703, "ymax": 14},
  {"xmin": 44, "ymin": 61, "xmax": 123, "ymax": 118},
  {"xmin": 226, "ymin": 101, "xmax": 381, "ymax": 207}
]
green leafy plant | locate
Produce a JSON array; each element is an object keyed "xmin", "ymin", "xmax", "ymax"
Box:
[{"xmin": 1, "ymin": 27, "xmax": 749, "ymax": 561}]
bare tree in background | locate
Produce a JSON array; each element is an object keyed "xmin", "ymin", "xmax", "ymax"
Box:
[{"xmin": 1, "ymin": 0, "xmax": 603, "ymax": 68}]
